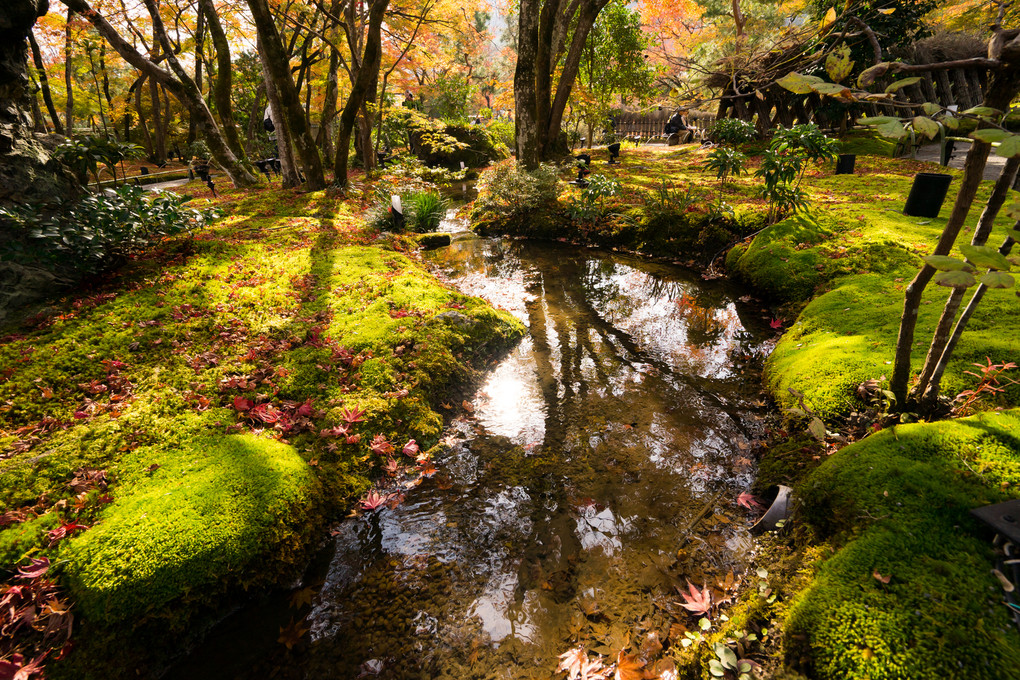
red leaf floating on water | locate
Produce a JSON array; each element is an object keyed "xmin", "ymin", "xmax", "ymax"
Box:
[
  {"xmin": 677, "ymin": 580, "xmax": 712, "ymax": 616},
  {"xmin": 769, "ymin": 318, "xmax": 785, "ymax": 329},
  {"xmin": 737, "ymin": 492, "xmax": 763, "ymax": 510},
  {"xmin": 360, "ymin": 490, "xmax": 389, "ymax": 510}
]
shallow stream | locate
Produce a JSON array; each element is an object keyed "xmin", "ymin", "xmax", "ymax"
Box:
[{"xmin": 169, "ymin": 220, "xmax": 775, "ymax": 680}]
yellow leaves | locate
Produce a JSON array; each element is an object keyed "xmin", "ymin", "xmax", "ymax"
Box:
[
  {"xmin": 819, "ymin": 7, "xmax": 837, "ymax": 33},
  {"xmin": 824, "ymin": 45, "xmax": 854, "ymax": 83}
]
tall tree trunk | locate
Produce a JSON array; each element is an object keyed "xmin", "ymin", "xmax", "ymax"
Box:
[
  {"xmin": 197, "ymin": 0, "xmax": 244, "ymax": 160},
  {"xmin": 333, "ymin": 0, "xmax": 388, "ymax": 188},
  {"xmin": 319, "ymin": 46, "xmax": 339, "ymax": 160},
  {"xmin": 134, "ymin": 75, "xmax": 154, "ymax": 159},
  {"xmin": 514, "ymin": 0, "xmax": 541, "ymax": 169},
  {"xmin": 911, "ymin": 155, "xmax": 1020, "ymax": 402},
  {"xmin": 28, "ymin": 31, "xmax": 63, "ymax": 134},
  {"xmin": 63, "ymin": 0, "xmax": 259, "ymax": 187},
  {"xmin": 259, "ymin": 35, "xmax": 301, "ymax": 188},
  {"xmin": 28, "ymin": 70, "xmax": 46, "ymax": 132},
  {"xmin": 246, "ymin": 0, "xmax": 326, "ymax": 189},
  {"xmin": 149, "ymin": 72, "xmax": 166, "ymax": 160},
  {"xmin": 86, "ymin": 45, "xmax": 109, "ymax": 137},
  {"xmin": 64, "ymin": 8, "xmax": 74, "ymax": 134},
  {"xmin": 188, "ymin": 4, "xmax": 205, "ymax": 145}
]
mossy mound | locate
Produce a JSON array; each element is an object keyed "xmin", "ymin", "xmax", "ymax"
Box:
[
  {"xmin": 410, "ymin": 122, "xmax": 508, "ymax": 170},
  {"xmin": 0, "ymin": 182, "xmax": 524, "ymax": 676},
  {"xmin": 61, "ymin": 433, "xmax": 318, "ymax": 624},
  {"xmin": 784, "ymin": 410, "xmax": 1020, "ymax": 679}
]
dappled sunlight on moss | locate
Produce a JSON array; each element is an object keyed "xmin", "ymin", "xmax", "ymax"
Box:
[{"xmin": 786, "ymin": 410, "xmax": 1020, "ymax": 679}]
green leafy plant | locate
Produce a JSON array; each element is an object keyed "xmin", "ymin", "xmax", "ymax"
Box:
[
  {"xmin": 0, "ymin": 186, "xmax": 217, "ymax": 275},
  {"xmin": 474, "ymin": 160, "xmax": 559, "ymax": 222},
  {"xmin": 754, "ymin": 124, "xmax": 839, "ymax": 224},
  {"xmin": 704, "ymin": 147, "xmax": 748, "ymax": 187},
  {"xmin": 53, "ymin": 137, "xmax": 145, "ymax": 185},
  {"xmin": 405, "ymin": 190, "xmax": 449, "ymax": 233},
  {"xmin": 568, "ymin": 174, "xmax": 621, "ymax": 223},
  {"xmin": 708, "ymin": 119, "xmax": 757, "ymax": 145},
  {"xmin": 644, "ymin": 179, "xmax": 696, "ymax": 219}
]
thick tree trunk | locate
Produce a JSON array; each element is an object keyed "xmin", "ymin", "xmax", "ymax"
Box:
[
  {"xmin": 319, "ymin": 47, "xmax": 339, "ymax": 160},
  {"xmin": 247, "ymin": 0, "xmax": 326, "ymax": 189},
  {"xmin": 133, "ymin": 75, "xmax": 154, "ymax": 159},
  {"xmin": 62, "ymin": 0, "xmax": 258, "ymax": 187},
  {"xmin": 198, "ymin": 0, "xmax": 244, "ymax": 159},
  {"xmin": 514, "ymin": 0, "xmax": 541, "ymax": 169},
  {"xmin": 333, "ymin": 0, "xmax": 388, "ymax": 188},
  {"xmin": 149, "ymin": 74, "xmax": 166, "ymax": 161},
  {"xmin": 515, "ymin": 0, "xmax": 610, "ymax": 166},
  {"xmin": 187, "ymin": 5, "xmax": 205, "ymax": 145},
  {"xmin": 259, "ymin": 35, "xmax": 301, "ymax": 188},
  {"xmin": 28, "ymin": 31, "xmax": 63, "ymax": 134}
]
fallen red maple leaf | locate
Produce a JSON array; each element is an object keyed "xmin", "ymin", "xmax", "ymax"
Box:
[
  {"xmin": 370, "ymin": 434, "xmax": 394, "ymax": 456},
  {"xmin": 16, "ymin": 557, "xmax": 50, "ymax": 580},
  {"xmin": 614, "ymin": 651, "xmax": 645, "ymax": 680},
  {"xmin": 360, "ymin": 490, "xmax": 389, "ymax": 510},
  {"xmin": 556, "ymin": 647, "xmax": 609, "ymax": 680},
  {"xmin": 232, "ymin": 396, "xmax": 253, "ymax": 412},
  {"xmin": 769, "ymin": 317, "xmax": 785, "ymax": 329},
  {"xmin": 341, "ymin": 405, "xmax": 367, "ymax": 424},
  {"xmin": 402, "ymin": 439, "xmax": 419, "ymax": 457},
  {"xmin": 737, "ymin": 492, "xmax": 763, "ymax": 510},
  {"xmin": 677, "ymin": 580, "xmax": 712, "ymax": 616}
]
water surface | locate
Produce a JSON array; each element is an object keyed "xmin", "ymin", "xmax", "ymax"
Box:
[{"xmin": 170, "ymin": 232, "xmax": 773, "ymax": 679}]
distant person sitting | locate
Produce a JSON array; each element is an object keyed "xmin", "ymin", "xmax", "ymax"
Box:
[{"xmin": 664, "ymin": 110, "xmax": 693, "ymax": 144}]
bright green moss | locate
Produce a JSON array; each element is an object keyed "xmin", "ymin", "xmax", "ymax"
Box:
[
  {"xmin": 785, "ymin": 411, "xmax": 1020, "ymax": 679},
  {"xmin": 0, "ymin": 183, "xmax": 524, "ymax": 671},
  {"xmin": 61, "ymin": 434, "xmax": 317, "ymax": 623}
]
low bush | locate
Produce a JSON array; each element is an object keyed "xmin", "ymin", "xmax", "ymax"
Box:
[
  {"xmin": 708, "ymin": 118, "xmax": 757, "ymax": 145},
  {"xmin": 0, "ymin": 186, "xmax": 218, "ymax": 277},
  {"xmin": 405, "ymin": 191, "xmax": 448, "ymax": 233},
  {"xmin": 473, "ymin": 160, "xmax": 560, "ymax": 229}
]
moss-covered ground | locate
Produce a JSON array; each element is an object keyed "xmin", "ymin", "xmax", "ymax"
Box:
[
  {"xmin": 472, "ymin": 142, "xmax": 1020, "ymax": 679},
  {"xmin": 0, "ymin": 181, "xmax": 523, "ymax": 676}
]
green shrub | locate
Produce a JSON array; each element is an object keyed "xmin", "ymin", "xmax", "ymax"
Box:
[
  {"xmin": 485, "ymin": 119, "xmax": 515, "ymax": 154},
  {"xmin": 406, "ymin": 191, "xmax": 448, "ymax": 233},
  {"xmin": 704, "ymin": 147, "xmax": 748, "ymax": 186},
  {"xmin": 0, "ymin": 186, "xmax": 217, "ymax": 276},
  {"xmin": 755, "ymin": 124, "xmax": 840, "ymax": 224},
  {"xmin": 708, "ymin": 118, "xmax": 757, "ymax": 145},
  {"xmin": 568, "ymin": 174, "xmax": 621, "ymax": 223},
  {"xmin": 474, "ymin": 160, "xmax": 559, "ymax": 224},
  {"xmin": 644, "ymin": 179, "xmax": 696, "ymax": 222},
  {"xmin": 53, "ymin": 136, "xmax": 144, "ymax": 185}
]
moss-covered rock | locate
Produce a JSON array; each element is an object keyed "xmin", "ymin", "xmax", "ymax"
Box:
[{"xmin": 784, "ymin": 411, "xmax": 1020, "ymax": 679}]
